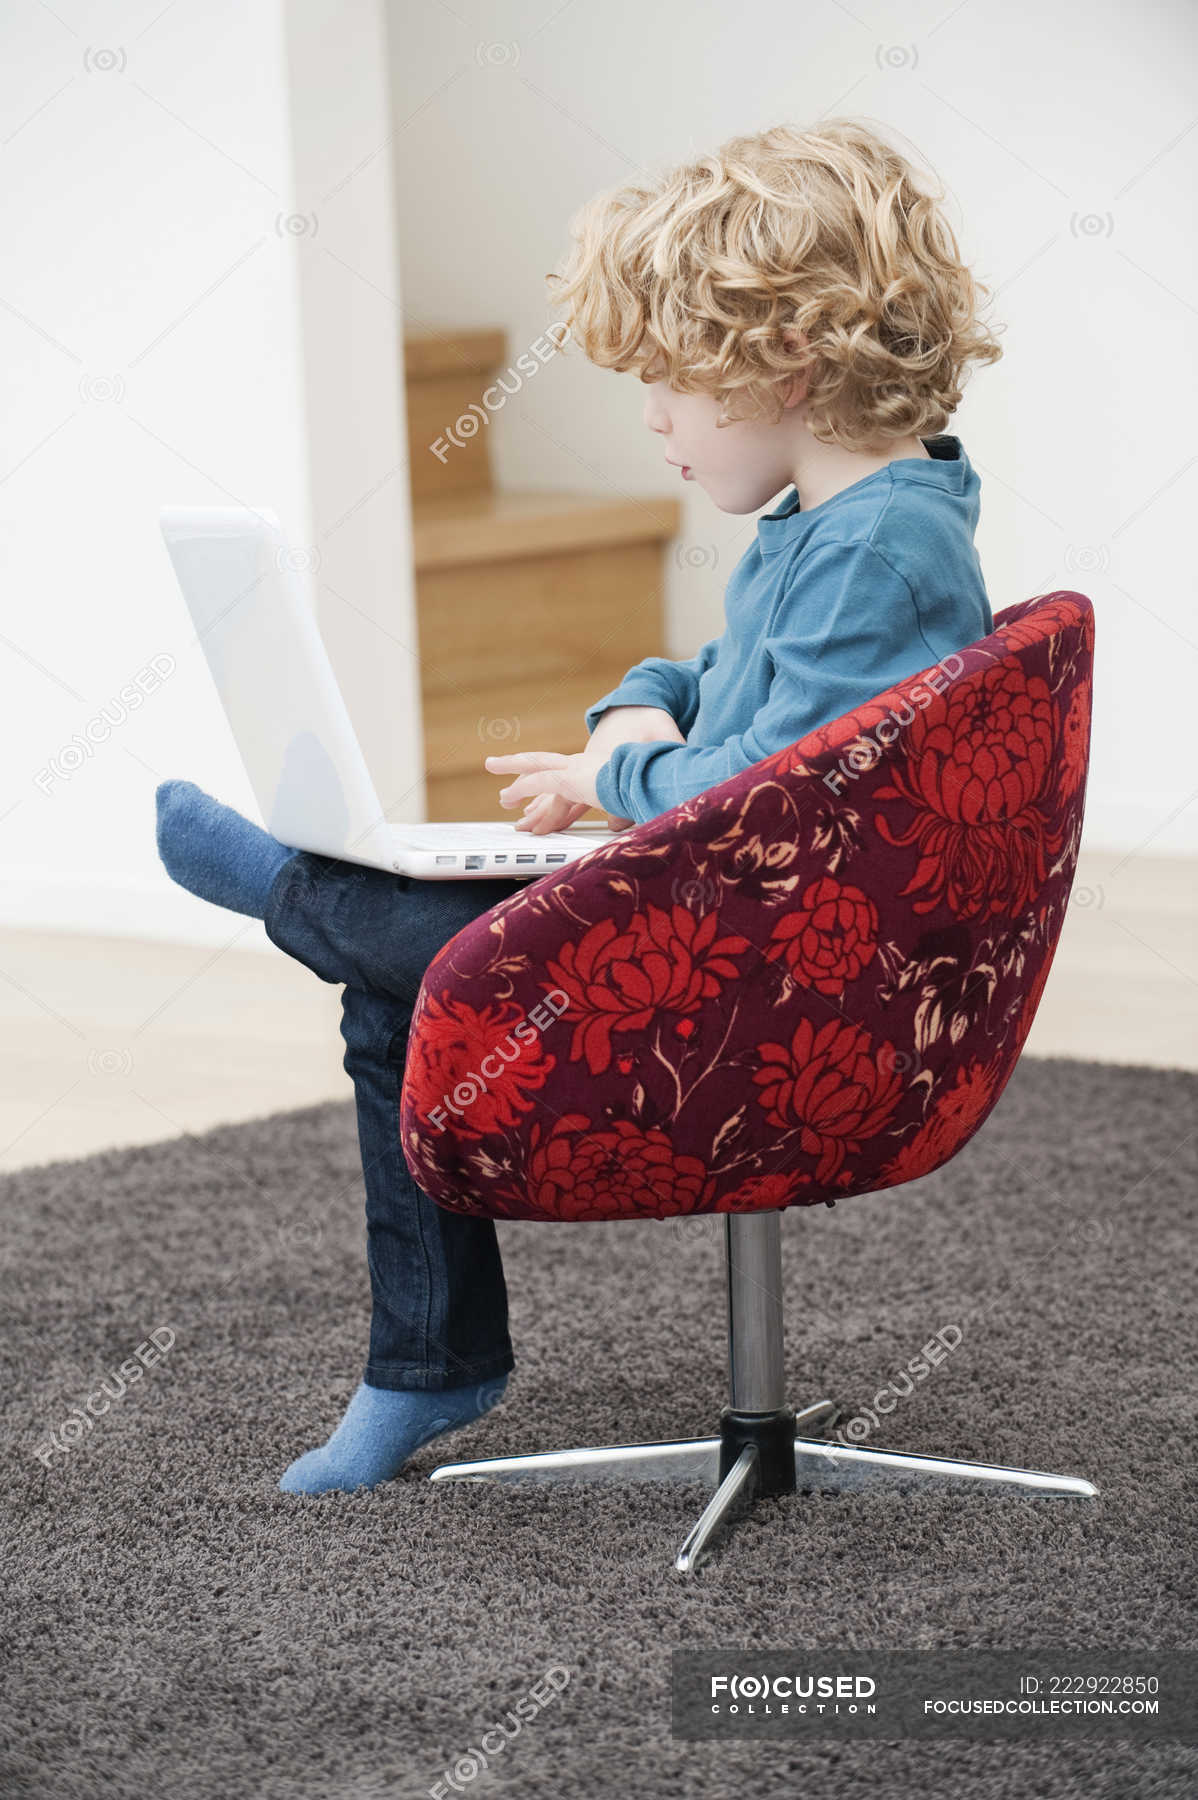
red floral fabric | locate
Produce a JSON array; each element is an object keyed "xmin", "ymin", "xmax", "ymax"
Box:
[{"xmin": 399, "ymin": 593, "xmax": 1094, "ymax": 1223}]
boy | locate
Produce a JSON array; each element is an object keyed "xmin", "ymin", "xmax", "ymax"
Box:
[
  {"xmin": 155, "ymin": 117, "xmax": 1002, "ymax": 1493},
  {"xmin": 486, "ymin": 117, "xmax": 1000, "ymax": 835}
]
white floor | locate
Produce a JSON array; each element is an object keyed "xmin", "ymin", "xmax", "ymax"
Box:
[
  {"xmin": 0, "ymin": 924, "xmax": 349, "ymax": 1177},
  {"xmin": 0, "ymin": 849, "xmax": 1193, "ymax": 1176}
]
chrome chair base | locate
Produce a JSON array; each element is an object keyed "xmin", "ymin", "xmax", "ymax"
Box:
[
  {"xmin": 429, "ymin": 1398, "xmax": 1097, "ymax": 1573},
  {"xmin": 429, "ymin": 1210, "xmax": 1098, "ymax": 1572}
]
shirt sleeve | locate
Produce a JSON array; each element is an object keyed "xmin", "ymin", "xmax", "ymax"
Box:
[
  {"xmin": 584, "ymin": 633, "xmax": 724, "ymax": 738},
  {"xmin": 593, "ymin": 538, "xmax": 935, "ymax": 823}
]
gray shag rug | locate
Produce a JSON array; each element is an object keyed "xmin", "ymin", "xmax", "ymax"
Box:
[{"xmin": 1, "ymin": 1055, "xmax": 1195, "ymax": 1800}]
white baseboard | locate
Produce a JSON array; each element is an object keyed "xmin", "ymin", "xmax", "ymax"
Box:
[
  {"xmin": 1, "ymin": 869, "xmax": 277, "ymax": 952},
  {"xmin": 1081, "ymin": 796, "xmax": 1198, "ymax": 858}
]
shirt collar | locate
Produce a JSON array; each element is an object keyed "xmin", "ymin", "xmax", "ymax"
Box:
[{"xmin": 757, "ymin": 434, "xmax": 968, "ymax": 553}]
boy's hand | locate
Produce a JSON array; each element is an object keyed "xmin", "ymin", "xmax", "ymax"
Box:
[
  {"xmin": 509, "ymin": 793, "xmax": 633, "ymax": 834},
  {"xmin": 485, "ymin": 750, "xmax": 605, "ymax": 827},
  {"xmin": 484, "ymin": 704, "xmax": 681, "ymax": 835}
]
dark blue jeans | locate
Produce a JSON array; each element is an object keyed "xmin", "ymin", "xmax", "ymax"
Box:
[{"xmin": 264, "ymin": 851, "xmax": 528, "ymax": 1393}]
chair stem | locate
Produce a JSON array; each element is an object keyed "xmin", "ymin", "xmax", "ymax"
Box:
[{"xmin": 724, "ymin": 1210, "xmax": 787, "ymax": 1413}]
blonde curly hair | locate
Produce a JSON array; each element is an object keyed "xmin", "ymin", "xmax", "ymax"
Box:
[{"xmin": 547, "ymin": 117, "xmax": 1003, "ymax": 453}]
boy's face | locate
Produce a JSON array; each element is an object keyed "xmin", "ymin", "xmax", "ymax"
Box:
[{"xmin": 643, "ymin": 379, "xmax": 803, "ymax": 515}]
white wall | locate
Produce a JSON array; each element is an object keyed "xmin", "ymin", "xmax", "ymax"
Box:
[
  {"xmin": 2, "ymin": 3, "xmax": 1194, "ymax": 959},
  {"xmin": 385, "ymin": 0, "xmax": 1198, "ymax": 857},
  {"xmin": 0, "ymin": 0, "xmax": 420, "ymax": 948},
  {"xmin": 283, "ymin": 3, "xmax": 424, "ymax": 827}
]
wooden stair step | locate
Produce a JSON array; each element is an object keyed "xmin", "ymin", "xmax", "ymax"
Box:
[
  {"xmin": 404, "ymin": 328, "xmax": 510, "ymax": 383},
  {"xmin": 402, "ymin": 326, "xmax": 675, "ymax": 823},
  {"xmin": 411, "ymin": 488, "xmax": 681, "ymax": 570},
  {"xmin": 421, "ymin": 668, "xmax": 640, "ymax": 779},
  {"xmin": 404, "ymin": 329, "xmax": 514, "ymax": 499},
  {"xmin": 416, "ymin": 536, "xmax": 669, "ymax": 699}
]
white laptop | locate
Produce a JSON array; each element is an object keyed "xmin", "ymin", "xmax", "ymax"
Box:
[{"xmin": 159, "ymin": 506, "xmax": 618, "ymax": 880}]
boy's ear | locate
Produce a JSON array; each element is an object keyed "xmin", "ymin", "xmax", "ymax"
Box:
[
  {"xmin": 779, "ymin": 372, "xmax": 809, "ymax": 410},
  {"xmin": 779, "ymin": 327, "xmax": 810, "ymax": 410}
]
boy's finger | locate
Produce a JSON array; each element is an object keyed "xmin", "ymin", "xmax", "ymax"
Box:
[
  {"xmin": 497, "ymin": 771, "xmax": 559, "ymax": 806},
  {"xmin": 484, "ymin": 751, "xmax": 568, "ymax": 771},
  {"xmin": 515, "ymin": 800, "xmax": 564, "ymax": 834}
]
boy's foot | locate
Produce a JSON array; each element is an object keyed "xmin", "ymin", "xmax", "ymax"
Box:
[
  {"xmin": 155, "ymin": 779, "xmax": 293, "ymax": 919},
  {"xmin": 278, "ymin": 1375, "xmax": 509, "ymax": 1496}
]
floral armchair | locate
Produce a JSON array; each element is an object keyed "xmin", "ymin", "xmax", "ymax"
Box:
[
  {"xmin": 399, "ymin": 591, "xmax": 1099, "ymax": 1572},
  {"xmin": 400, "ymin": 592, "xmax": 1094, "ymax": 1225}
]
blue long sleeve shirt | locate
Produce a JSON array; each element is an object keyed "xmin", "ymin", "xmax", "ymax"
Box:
[{"xmin": 586, "ymin": 433, "xmax": 993, "ymax": 822}]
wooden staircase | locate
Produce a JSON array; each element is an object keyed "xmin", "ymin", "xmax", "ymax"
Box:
[{"xmin": 405, "ymin": 329, "xmax": 681, "ymax": 819}]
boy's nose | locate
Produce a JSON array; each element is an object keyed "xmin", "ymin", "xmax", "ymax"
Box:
[{"xmin": 642, "ymin": 383, "xmax": 669, "ymax": 433}]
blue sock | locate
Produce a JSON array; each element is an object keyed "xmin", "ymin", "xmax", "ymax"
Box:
[
  {"xmin": 155, "ymin": 780, "xmax": 293, "ymax": 919},
  {"xmin": 278, "ymin": 1376, "xmax": 508, "ymax": 1495}
]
